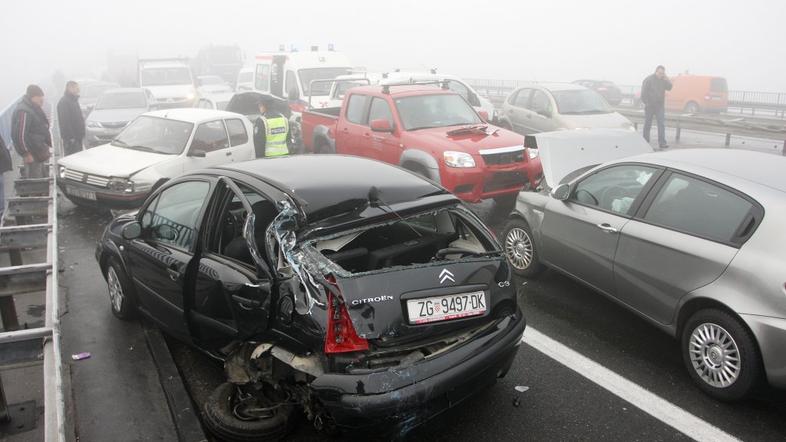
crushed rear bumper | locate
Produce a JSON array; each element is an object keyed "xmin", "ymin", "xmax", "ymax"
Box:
[{"xmin": 310, "ymin": 311, "xmax": 525, "ymax": 434}]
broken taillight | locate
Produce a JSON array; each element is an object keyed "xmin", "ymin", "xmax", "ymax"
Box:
[{"xmin": 324, "ymin": 277, "xmax": 369, "ymax": 354}]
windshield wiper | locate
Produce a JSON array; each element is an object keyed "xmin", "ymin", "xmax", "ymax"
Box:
[{"xmin": 408, "ymin": 125, "xmax": 442, "ymax": 131}]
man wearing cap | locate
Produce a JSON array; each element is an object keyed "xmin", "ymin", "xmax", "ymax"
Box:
[
  {"xmin": 57, "ymin": 80, "xmax": 85, "ymax": 156},
  {"xmin": 253, "ymin": 95, "xmax": 289, "ymax": 158},
  {"xmin": 12, "ymin": 85, "xmax": 52, "ymax": 178}
]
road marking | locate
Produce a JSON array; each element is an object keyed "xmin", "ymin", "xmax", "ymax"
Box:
[{"xmin": 522, "ymin": 327, "xmax": 739, "ymax": 442}]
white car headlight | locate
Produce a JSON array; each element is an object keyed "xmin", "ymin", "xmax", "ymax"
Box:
[
  {"xmin": 186, "ymin": 92, "xmax": 196, "ymax": 100},
  {"xmin": 443, "ymin": 151, "xmax": 476, "ymax": 168},
  {"xmin": 107, "ymin": 178, "xmax": 134, "ymax": 193},
  {"xmin": 86, "ymin": 121, "xmax": 102, "ymax": 128},
  {"xmin": 527, "ymin": 148, "xmax": 539, "ymax": 159}
]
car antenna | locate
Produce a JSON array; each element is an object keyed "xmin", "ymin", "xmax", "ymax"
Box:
[{"xmin": 368, "ymin": 186, "xmax": 422, "ymax": 238}]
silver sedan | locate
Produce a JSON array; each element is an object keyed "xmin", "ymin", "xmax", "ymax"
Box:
[{"xmin": 503, "ymin": 141, "xmax": 786, "ymax": 401}]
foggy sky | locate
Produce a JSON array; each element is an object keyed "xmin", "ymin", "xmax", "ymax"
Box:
[{"xmin": 1, "ymin": 0, "xmax": 784, "ymax": 106}]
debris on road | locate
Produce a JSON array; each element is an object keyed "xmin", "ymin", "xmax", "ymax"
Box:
[{"xmin": 71, "ymin": 352, "xmax": 91, "ymax": 361}]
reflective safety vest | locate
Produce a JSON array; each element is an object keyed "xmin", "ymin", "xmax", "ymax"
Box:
[{"xmin": 262, "ymin": 116, "xmax": 289, "ymax": 157}]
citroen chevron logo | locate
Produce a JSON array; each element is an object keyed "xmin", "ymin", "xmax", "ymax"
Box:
[{"xmin": 439, "ymin": 269, "xmax": 455, "ymax": 284}]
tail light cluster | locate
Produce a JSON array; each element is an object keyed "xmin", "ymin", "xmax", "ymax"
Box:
[{"xmin": 324, "ymin": 276, "xmax": 369, "ymax": 354}]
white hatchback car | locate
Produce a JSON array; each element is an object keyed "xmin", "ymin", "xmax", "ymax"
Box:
[
  {"xmin": 499, "ymin": 83, "xmax": 634, "ymax": 134},
  {"xmin": 57, "ymin": 108, "xmax": 256, "ymax": 209}
]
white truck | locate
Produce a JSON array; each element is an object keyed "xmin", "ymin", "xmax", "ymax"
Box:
[
  {"xmin": 138, "ymin": 58, "xmax": 198, "ymax": 109},
  {"xmin": 250, "ymin": 48, "xmax": 353, "ymax": 112}
]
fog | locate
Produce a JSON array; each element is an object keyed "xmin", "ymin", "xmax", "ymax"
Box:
[{"xmin": 1, "ymin": 0, "xmax": 784, "ymax": 106}]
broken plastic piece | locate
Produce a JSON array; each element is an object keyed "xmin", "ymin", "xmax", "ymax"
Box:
[
  {"xmin": 514, "ymin": 385, "xmax": 530, "ymax": 393},
  {"xmin": 71, "ymin": 352, "xmax": 91, "ymax": 361}
]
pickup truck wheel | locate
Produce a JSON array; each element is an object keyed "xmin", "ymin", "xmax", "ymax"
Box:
[
  {"xmin": 502, "ymin": 218, "xmax": 544, "ymax": 278},
  {"xmin": 203, "ymin": 382, "xmax": 295, "ymax": 442},
  {"xmin": 681, "ymin": 309, "xmax": 761, "ymax": 401}
]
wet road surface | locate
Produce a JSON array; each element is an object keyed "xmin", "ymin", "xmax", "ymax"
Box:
[{"xmin": 58, "ymin": 173, "xmax": 786, "ymax": 441}]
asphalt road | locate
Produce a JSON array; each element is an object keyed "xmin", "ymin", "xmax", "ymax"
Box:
[{"xmin": 57, "ymin": 158, "xmax": 786, "ymax": 441}]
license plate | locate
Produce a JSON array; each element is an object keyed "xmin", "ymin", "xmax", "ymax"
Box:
[
  {"xmin": 407, "ymin": 291, "xmax": 486, "ymax": 324},
  {"xmin": 65, "ymin": 185, "xmax": 96, "ymax": 200}
]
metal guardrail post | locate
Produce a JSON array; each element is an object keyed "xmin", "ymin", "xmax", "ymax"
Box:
[{"xmin": 0, "ymin": 373, "xmax": 8, "ymax": 423}]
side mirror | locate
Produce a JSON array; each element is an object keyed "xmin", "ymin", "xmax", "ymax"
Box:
[
  {"xmin": 288, "ymin": 88, "xmax": 300, "ymax": 101},
  {"xmin": 550, "ymin": 183, "xmax": 571, "ymax": 201},
  {"xmin": 370, "ymin": 118, "xmax": 393, "ymax": 133},
  {"xmin": 121, "ymin": 221, "xmax": 143, "ymax": 240},
  {"xmin": 478, "ymin": 110, "xmax": 489, "ymax": 123},
  {"xmin": 190, "ymin": 148, "xmax": 207, "ymax": 158}
]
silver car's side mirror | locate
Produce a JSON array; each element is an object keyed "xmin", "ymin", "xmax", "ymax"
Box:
[{"xmin": 550, "ymin": 183, "xmax": 571, "ymax": 201}]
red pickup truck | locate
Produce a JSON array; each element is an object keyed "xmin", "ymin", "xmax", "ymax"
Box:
[{"xmin": 301, "ymin": 84, "xmax": 542, "ymax": 204}]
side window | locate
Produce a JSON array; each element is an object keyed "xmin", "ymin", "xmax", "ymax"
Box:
[
  {"xmin": 514, "ymin": 89, "xmax": 532, "ymax": 108},
  {"xmin": 446, "ymin": 80, "xmax": 470, "ymax": 100},
  {"xmin": 192, "ymin": 120, "xmax": 230, "ymax": 153},
  {"xmin": 573, "ymin": 165, "xmax": 659, "ymax": 215},
  {"xmin": 643, "ymin": 173, "xmax": 756, "ymax": 244},
  {"xmin": 529, "ymin": 90, "xmax": 552, "ymax": 113},
  {"xmin": 146, "ymin": 181, "xmax": 211, "ymax": 250},
  {"xmin": 285, "ymin": 71, "xmax": 298, "ymax": 97},
  {"xmin": 225, "ymin": 119, "xmax": 248, "ymax": 146},
  {"xmin": 346, "ymin": 94, "xmax": 369, "ymax": 124},
  {"xmin": 367, "ymin": 97, "xmax": 393, "ymax": 126},
  {"xmin": 255, "ymin": 64, "xmax": 270, "ymax": 91}
]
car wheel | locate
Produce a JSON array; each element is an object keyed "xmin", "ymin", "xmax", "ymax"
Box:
[
  {"xmin": 681, "ymin": 309, "xmax": 761, "ymax": 401},
  {"xmin": 106, "ymin": 258, "xmax": 136, "ymax": 320},
  {"xmin": 684, "ymin": 101, "xmax": 700, "ymax": 113},
  {"xmin": 203, "ymin": 382, "xmax": 295, "ymax": 442},
  {"xmin": 501, "ymin": 218, "xmax": 544, "ymax": 278}
]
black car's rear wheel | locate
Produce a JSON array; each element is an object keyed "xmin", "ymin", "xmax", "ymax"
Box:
[
  {"xmin": 681, "ymin": 309, "xmax": 761, "ymax": 401},
  {"xmin": 502, "ymin": 218, "xmax": 544, "ymax": 278},
  {"xmin": 106, "ymin": 258, "xmax": 136, "ymax": 320},
  {"xmin": 203, "ymin": 382, "xmax": 295, "ymax": 442}
]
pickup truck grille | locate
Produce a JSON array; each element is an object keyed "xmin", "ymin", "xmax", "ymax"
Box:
[
  {"xmin": 481, "ymin": 149, "xmax": 525, "ymax": 165},
  {"xmin": 64, "ymin": 170, "xmax": 110, "ymax": 188},
  {"xmin": 483, "ymin": 171, "xmax": 527, "ymax": 192}
]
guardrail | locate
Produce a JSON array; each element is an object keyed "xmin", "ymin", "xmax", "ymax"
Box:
[{"xmin": 0, "ymin": 102, "xmax": 65, "ymax": 440}]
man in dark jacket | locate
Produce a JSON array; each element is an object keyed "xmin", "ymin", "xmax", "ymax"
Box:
[
  {"xmin": 11, "ymin": 85, "xmax": 51, "ymax": 178},
  {"xmin": 57, "ymin": 81, "xmax": 85, "ymax": 156},
  {"xmin": 641, "ymin": 65, "xmax": 673, "ymax": 149}
]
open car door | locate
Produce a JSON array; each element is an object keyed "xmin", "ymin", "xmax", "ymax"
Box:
[{"xmin": 184, "ymin": 176, "xmax": 276, "ymax": 352}]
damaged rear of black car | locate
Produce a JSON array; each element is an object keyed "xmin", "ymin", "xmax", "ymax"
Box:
[{"xmin": 95, "ymin": 155, "xmax": 526, "ymax": 440}]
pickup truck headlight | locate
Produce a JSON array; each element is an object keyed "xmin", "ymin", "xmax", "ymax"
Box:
[
  {"xmin": 107, "ymin": 178, "xmax": 134, "ymax": 193},
  {"xmin": 86, "ymin": 121, "xmax": 102, "ymax": 128},
  {"xmin": 444, "ymin": 151, "xmax": 476, "ymax": 168},
  {"xmin": 527, "ymin": 148, "xmax": 539, "ymax": 159}
]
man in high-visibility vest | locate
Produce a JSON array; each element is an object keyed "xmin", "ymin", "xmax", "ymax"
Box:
[{"xmin": 253, "ymin": 95, "xmax": 289, "ymax": 158}]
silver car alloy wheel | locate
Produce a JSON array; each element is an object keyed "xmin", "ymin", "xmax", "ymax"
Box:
[
  {"xmin": 689, "ymin": 322, "xmax": 741, "ymax": 388},
  {"xmin": 107, "ymin": 267, "xmax": 125, "ymax": 313},
  {"xmin": 505, "ymin": 227, "xmax": 533, "ymax": 270}
]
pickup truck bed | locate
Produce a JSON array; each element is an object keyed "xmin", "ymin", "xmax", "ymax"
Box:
[{"xmin": 302, "ymin": 107, "xmax": 341, "ymax": 153}]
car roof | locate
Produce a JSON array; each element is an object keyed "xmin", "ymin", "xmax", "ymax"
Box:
[
  {"xmin": 144, "ymin": 108, "xmax": 243, "ymax": 123},
  {"xmin": 215, "ymin": 155, "xmax": 451, "ymax": 222},
  {"xmin": 349, "ymin": 84, "xmax": 456, "ymax": 97},
  {"xmin": 519, "ymin": 83, "xmax": 586, "ymax": 92},
  {"xmin": 627, "ymin": 149, "xmax": 786, "ymax": 193}
]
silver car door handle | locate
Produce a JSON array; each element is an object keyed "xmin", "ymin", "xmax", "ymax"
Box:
[{"xmin": 596, "ymin": 223, "xmax": 619, "ymax": 234}]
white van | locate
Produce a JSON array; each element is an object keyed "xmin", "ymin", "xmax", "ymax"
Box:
[
  {"xmin": 251, "ymin": 49, "xmax": 352, "ymax": 111},
  {"xmin": 138, "ymin": 59, "xmax": 198, "ymax": 109}
]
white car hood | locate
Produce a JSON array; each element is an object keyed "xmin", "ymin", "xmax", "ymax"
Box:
[
  {"xmin": 558, "ymin": 111, "xmax": 631, "ymax": 129},
  {"xmin": 58, "ymin": 143, "xmax": 172, "ymax": 178},
  {"xmin": 145, "ymin": 84, "xmax": 194, "ymax": 100},
  {"xmin": 533, "ymin": 128, "xmax": 653, "ymax": 187}
]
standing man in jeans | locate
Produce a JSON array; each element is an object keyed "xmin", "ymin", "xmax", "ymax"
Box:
[
  {"xmin": 641, "ymin": 65, "xmax": 673, "ymax": 149},
  {"xmin": 57, "ymin": 80, "xmax": 85, "ymax": 156},
  {"xmin": 11, "ymin": 85, "xmax": 52, "ymax": 178}
]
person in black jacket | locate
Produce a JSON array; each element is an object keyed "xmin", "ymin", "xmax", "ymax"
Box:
[
  {"xmin": 11, "ymin": 85, "xmax": 52, "ymax": 178},
  {"xmin": 57, "ymin": 81, "xmax": 85, "ymax": 156},
  {"xmin": 0, "ymin": 135, "xmax": 13, "ymax": 217},
  {"xmin": 641, "ymin": 65, "xmax": 673, "ymax": 149}
]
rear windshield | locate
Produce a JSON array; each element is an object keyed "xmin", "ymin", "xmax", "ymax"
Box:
[{"xmin": 710, "ymin": 78, "xmax": 728, "ymax": 93}]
